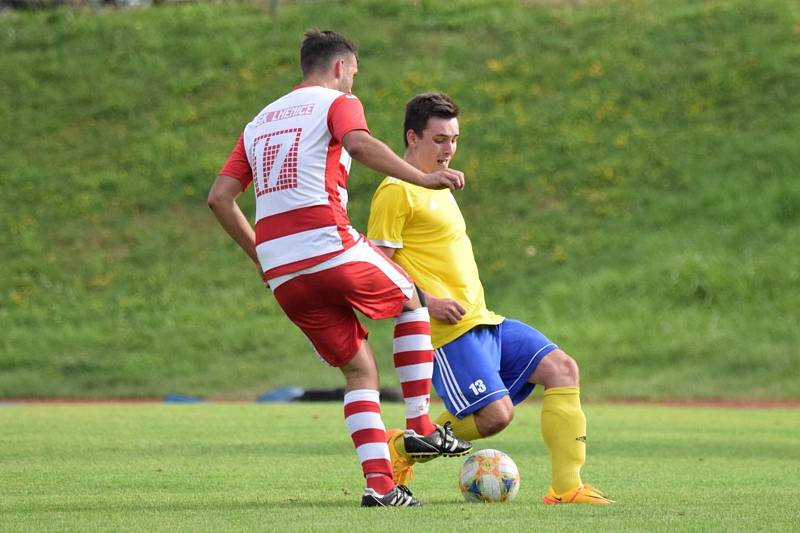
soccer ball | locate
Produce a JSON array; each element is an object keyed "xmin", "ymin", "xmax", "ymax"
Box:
[{"xmin": 459, "ymin": 448, "xmax": 520, "ymax": 503}]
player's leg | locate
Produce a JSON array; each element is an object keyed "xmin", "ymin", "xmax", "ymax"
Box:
[
  {"xmin": 431, "ymin": 323, "xmax": 520, "ymax": 441},
  {"xmin": 425, "ymin": 324, "xmax": 515, "ymax": 441},
  {"xmin": 531, "ymin": 350, "xmax": 586, "ymax": 494},
  {"xmin": 435, "ymin": 394, "xmax": 512, "ymax": 440},
  {"xmin": 433, "ymin": 317, "xmax": 607, "ymax": 503},
  {"xmin": 516, "ymin": 326, "xmax": 612, "ymax": 504},
  {"xmin": 271, "ymin": 271, "xmax": 419, "ymax": 507},
  {"xmin": 392, "ymin": 299, "xmax": 437, "ymax": 436},
  {"xmin": 340, "ymin": 340, "xmax": 421, "ymax": 507},
  {"xmin": 387, "ymin": 325, "xmax": 504, "ymax": 485},
  {"xmin": 345, "ymin": 241, "xmax": 471, "ymax": 458},
  {"xmin": 339, "ymin": 340, "xmax": 393, "ymax": 495}
]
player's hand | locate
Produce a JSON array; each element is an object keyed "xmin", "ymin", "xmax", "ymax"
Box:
[
  {"xmin": 419, "ymin": 169, "xmax": 465, "ymax": 191},
  {"xmin": 428, "ymin": 296, "xmax": 467, "ymax": 324}
]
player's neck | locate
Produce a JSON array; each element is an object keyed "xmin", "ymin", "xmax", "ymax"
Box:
[
  {"xmin": 301, "ymin": 75, "xmax": 340, "ymax": 91},
  {"xmin": 404, "ymin": 152, "xmax": 432, "ymax": 175}
]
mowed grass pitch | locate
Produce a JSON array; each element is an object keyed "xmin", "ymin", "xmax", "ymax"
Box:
[{"xmin": 2, "ymin": 403, "xmax": 798, "ymax": 531}]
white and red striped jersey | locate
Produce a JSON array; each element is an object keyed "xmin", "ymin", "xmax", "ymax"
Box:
[{"xmin": 219, "ymin": 84, "xmax": 370, "ymax": 280}]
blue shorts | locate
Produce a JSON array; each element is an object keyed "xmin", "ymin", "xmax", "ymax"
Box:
[{"xmin": 432, "ymin": 319, "xmax": 557, "ymax": 418}]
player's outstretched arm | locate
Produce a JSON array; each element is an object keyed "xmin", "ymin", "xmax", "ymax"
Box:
[
  {"xmin": 208, "ymin": 175, "xmax": 260, "ymax": 267},
  {"xmin": 343, "ymin": 130, "xmax": 464, "ymax": 191}
]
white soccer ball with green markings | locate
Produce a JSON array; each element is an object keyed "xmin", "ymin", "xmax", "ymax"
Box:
[{"xmin": 459, "ymin": 448, "xmax": 520, "ymax": 503}]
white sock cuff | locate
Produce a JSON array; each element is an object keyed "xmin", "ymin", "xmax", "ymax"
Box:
[
  {"xmin": 344, "ymin": 389, "xmax": 380, "ymax": 405},
  {"xmin": 396, "ymin": 307, "xmax": 430, "ymax": 324}
]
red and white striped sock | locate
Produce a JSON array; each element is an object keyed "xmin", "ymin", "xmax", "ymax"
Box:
[
  {"xmin": 343, "ymin": 389, "xmax": 395, "ymax": 494},
  {"xmin": 393, "ymin": 307, "xmax": 437, "ymax": 436}
]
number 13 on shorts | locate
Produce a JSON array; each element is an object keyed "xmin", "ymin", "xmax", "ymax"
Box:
[{"xmin": 468, "ymin": 379, "xmax": 487, "ymax": 395}]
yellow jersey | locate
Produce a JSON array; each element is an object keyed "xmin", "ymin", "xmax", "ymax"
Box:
[{"xmin": 367, "ymin": 177, "xmax": 503, "ymax": 348}]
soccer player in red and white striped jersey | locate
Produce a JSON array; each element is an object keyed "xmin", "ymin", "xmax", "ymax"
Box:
[{"xmin": 207, "ymin": 30, "xmax": 471, "ymax": 507}]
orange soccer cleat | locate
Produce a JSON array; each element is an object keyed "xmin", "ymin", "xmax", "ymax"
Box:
[{"xmin": 543, "ymin": 483, "xmax": 614, "ymax": 505}]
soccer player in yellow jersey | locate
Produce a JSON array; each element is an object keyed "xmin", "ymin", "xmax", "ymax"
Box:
[{"xmin": 367, "ymin": 92, "xmax": 612, "ymax": 505}]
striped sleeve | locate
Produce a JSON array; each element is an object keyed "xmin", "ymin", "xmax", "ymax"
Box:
[
  {"xmin": 218, "ymin": 134, "xmax": 253, "ymax": 190},
  {"xmin": 327, "ymin": 93, "xmax": 370, "ymax": 142}
]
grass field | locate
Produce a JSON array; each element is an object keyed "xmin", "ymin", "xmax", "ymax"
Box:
[
  {"xmin": 1, "ymin": 402, "xmax": 798, "ymax": 531},
  {"xmin": 2, "ymin": 0, "xmax": 799, "ymax": 400}
]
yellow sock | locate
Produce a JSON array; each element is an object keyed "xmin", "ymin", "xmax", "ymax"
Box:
[
  {"xmin": 540, "ymin": 386, "xmax": 586, "ymax": 494},
  {"xmin": 434, "ymin": 410, "xmax": 482, "ymax": 441}
]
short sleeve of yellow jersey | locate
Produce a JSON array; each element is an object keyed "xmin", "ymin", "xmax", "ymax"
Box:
[{"xmin": 367, "ymin": 178, "xmax": 411, "ymax": 249}]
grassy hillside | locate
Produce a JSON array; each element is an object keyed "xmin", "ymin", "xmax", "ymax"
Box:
[{"xmin": 1, "ymin": 0, "xmax": 798, "ymax": 398}]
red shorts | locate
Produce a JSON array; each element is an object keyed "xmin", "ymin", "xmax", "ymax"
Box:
[{"xmin": 270, "ymin": 240, "xmax": 414, "ymax": 367}]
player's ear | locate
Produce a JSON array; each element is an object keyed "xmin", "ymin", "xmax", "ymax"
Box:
[
  {"xmin": 406, "ymin": 129, "xmax": 417, "ymax": 148},
  {"xmin": 333, "ymin": 57, "xmax": 344, "ymax": 78}
]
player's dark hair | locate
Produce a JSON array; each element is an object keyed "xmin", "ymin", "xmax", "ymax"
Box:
[
  {"xmin": 300, "ymin": 29, "xmax": 358, "ymax": 77},
  {"xmin": 403, "ymin": 92, "xmax": 459, "ymax": 147}
]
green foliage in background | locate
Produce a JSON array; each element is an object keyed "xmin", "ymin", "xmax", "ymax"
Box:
[
  {"xmin": 1, "ymin": 402, "xmax": 799, "ymax": 530},
  {"xmin": 1, "ymin": 0, "xmax": 799, "ymax": 398}
]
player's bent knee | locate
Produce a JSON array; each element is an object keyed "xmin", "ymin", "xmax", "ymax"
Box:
[
  {"xmin": 532, "ymin": 350, "xmax": 580, "ymax": 388},
  {"xmin": 474, "ymin": 398, "xmax": 514, "ymax": 437}
]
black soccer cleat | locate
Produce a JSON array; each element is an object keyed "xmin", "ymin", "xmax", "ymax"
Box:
[
  {"xmin": 361, "ymin": 484, "xmax": 422, "ymax": 507},
  {"xmin": 403, "ymin": 422, "xmax": 473, "ymax": 459}
]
